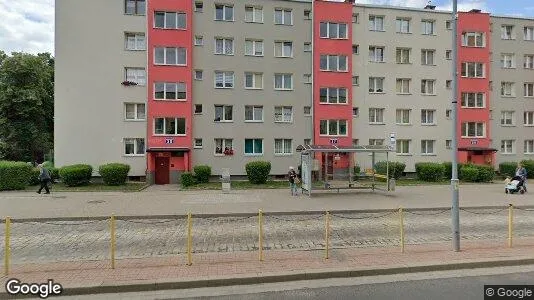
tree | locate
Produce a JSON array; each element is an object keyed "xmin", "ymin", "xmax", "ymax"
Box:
[{"xmin": 0, "ymin": 52, "xmax": 54, "ymax": 163}]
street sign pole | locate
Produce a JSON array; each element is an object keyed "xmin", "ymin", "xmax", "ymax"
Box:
[{"xmin": 451, "ymin": 0, "xmax": 461, "ymax": 252}]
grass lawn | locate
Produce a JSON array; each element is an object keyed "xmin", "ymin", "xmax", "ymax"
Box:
[{"xmin": 26, "ymin": 182, "xmax": 147, "ymax": 192}]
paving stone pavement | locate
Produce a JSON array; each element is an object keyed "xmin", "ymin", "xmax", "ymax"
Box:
[{"xmin": 1, "ymin": 208, "xmax": 533, "ymax": 265}]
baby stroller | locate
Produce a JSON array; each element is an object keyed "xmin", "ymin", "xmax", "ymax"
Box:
[{"xmin": 505, "ymin": 176, "xmax": 526, "ymax": 194}]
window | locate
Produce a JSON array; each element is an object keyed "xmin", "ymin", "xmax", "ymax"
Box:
[
  {"xmin": 524, "ymin": 83, "xmax": 534, "ymax": 97},
  {"xmin": 125, "ymin": 68, "xmax": 146, "ymax": 85},
  {"xmin": 396, "ymin": 18, "xmax": 410, "ymax": 33},
  {"xmin": 194, "ymin": 70, "xmax": 203, "ymax": 80},
  {"xmin": 245, "ymin": 6, "xmax": 263, "ymax": 23},
  {"xmin": 274, "ymin": 41, "xmax": 293, "ymax": 57},
  {"xmin": 421, "ymin": 140, "xmax": 435, "ymax": 155},
  {"xmin": 445, "ymin": 50, "xmax": 452, "ymax": 60},
  {"xmin": 396, "ymin": 109, "xmax": 410, "ymax": 125},
  {"xmin": 245, "ymin": 105, "xmax": 263, "ymax": 122},
  {"xmin": 244, "ymin": 72, "xmax": 263, "ymax": 89},
  {"xmin": 446, "ymin": 80, "xmax": 452, "ymax": 89},
  {"xmin": 369, "ymin": 108, "xmax": 385, "ymax": 124},
  {"xmin": 461, "ymin": 93, "xmax": 485, "ymax": 108},
  {"xmin": 396, "ymin": 140, "xmax": 410, "ymax": 154},
  {"xmin": 214, "ymin": 105, "xmax": 233, "ymax": 122},
  {"xmin": 154, "ymin": 117, "xmax": 186, "ymax": 135},
  {"xmin": 352, "ymin": 139, "xmax": 359, "ymax": 146},
  {"xmin": 501, "ymin": 25, "xmax": 514, "ymax": 40},
  {"xmin": 446, "ymin": 109, "xmax": 452, "ymax": 119},
  {"xmin": 319, "ymin": 55, "xmax": 348, "ymax": 72},
  {"xmin": 396, "ymin": 48, "xmax": 410, "ymax": 64},
  {"xmin": 369, "ymin": 139, "xmax": 384, "ymax": 146},
  {"xmin": 369, "ymin": 77, "xmax": 384, "ymax": 93},
  {"xmin": 352, "ymin": 107, "xmax": 359, "ymax": 117},
  {"xmin": 320, "ymin": 22, "xmax": 348, "ymax": 39},
  {"xmin": 245, "ymin": 139, "xmax": 263, "ymax": 155},
  {"xmin": 194, "ymin": 104, "xmax": 202, "ymax": 114},
  {"xmin": 304, "ymin": 42, "xmax": 312, "ymax": 52},
  {"xmin": 304, "ymin": 139, "xmax": 311, "ymax": 146},
  {"xmin": 125, "ymin": 33, "xmax": 145, "ymax": 50},
  {"xmin": 154, "ymin": 82, "xmax": 186, "ymax": 100},
  {"xmin": 319, "ymin": 120, "xmax": 348, "ymax": 136},
  {"xmin": 274, "ymin": 139, "xmax": 292, "ymax": 155},
  {"xmin": 125, "ymin": 103, "xmax": 146, "ymax": 120},
  {"xmin": 369, "ymin": 46, "xmax": 385, "ymax": 63},
  {"xmin": 525, "ymin": 140, "xmax": 534, "ymax": 154},
  {"xmin": 461, "ymin": 122, "xmax": 485, "ymax": 137},
  {"xmin": 245, "ymin": 39, "xmax": 264, "ymax": 56},
  {"xmin": 421, "ymin": 80, "xmax": 435, "ymax": 95},
  {"xmin": 396, "ymin": 78, "xmax": 410, "ymax": 94},
  {"xmin": 194, "ymin": 36, "xmax": 203, "ymax": 46},
  {"xmin": 154, "ymin": 12, "xmax": 186, "ymax": 29},
  {"xmin": 215, "ymin": 139, "xmax": 233, "ymax": 155},
  {"xmin": 194, "ymin": 139, "xmax": 203, "ymax": 149},
  {"xmin": 501, "ymin": 82, "xmax": 515, "ymax": 97},
  {"xmin": 352, "ymin": 76, "xmax": 359, "ymax": 86},
  {"xmin": 421, "ymin": 110, "xmax": 435, "ymax": 125},
  {"xmin": 124, "ymin": 138, "xmax": 145, "ymax": 155},
  {"xmin": 525, "ymin": 26, "xmax": 534, "ymax": 41},
  {"xmin": 215, "ymin": 4, "xmax": 233, "ymax": 21},
  {"xmin": 304, "ymin": 10, "xmax": 311, "ymax": 20},
  {"xmin": 352, "ymin": 13, "xmax": 359, "ymax": 23},
  {"xmin": 304, "ymin": 106, "xmax": 311, "ymax": 115},
  {"xmin": 462, "ymin": 32, "xmax": 484, "ymax": 47},
  {"xmin": 446, "ymin": 20, "xmax": 452, "ymax": 30},
  {"xmin": 352, "ymin": 45, "xmax": 359, "ymax": 54},
  {"xmin": 125, "ymin": 0, "xmax": 145, "ymax": 15},
  {"xmin": 369, "ymin": 15, "xmax": 384, "ymax": 31},
  {"xmin": 461, "ymin": 62, "xmax": 484, "ymax": 78},
  {"xmin": 274, "ymin": 73, "xmax": 293, "ymax": 90},
  {"xmin": 214, "ymin": 38, "xmax": 234, "ymax": 55},
  {"xmin": 303, "ymin": 74, "xmax": 312, "ymax": 84},
  {"xmin": 421, "ymin": 49, "xmax": 435, "ymax": 65},
  {"xmin": 501, "ymin": 111, "xmax": 515, "ymax": 126},
  {"xmin": 274, "ymin": 106, "xmax": 293, "ymax": 123},
  {"xmin": 154, "ymin": 47, "xmax": 186, "ymax": 65},
  {"xmin": 525, "ymin": 55, "xmax": 534, "ymax": 69},
  {"xmin": 422, "ymin": 20, "xmax": 435, "ymax": 35},
  {"xmin": 274, "ymin": 8, "xmax": 292, "ymax": 25},
  {"xmin": 319, "ymin": 87, "xmax": 348, "ymax": 104},
  {"xmin": 501, "ymin": 53, "xmax": 515, "ymax": 68},
  {"xmin": 524, "ymin": 111, "xmax": 534, "ymax": 126},
  {"xmin": 214, "ymin": 71, "xmax": 234, "ymax": 88},
  {"xmin": 446, "ymin": 140, "xmax": 452, "ymax": 149},
  {"xmin": 501, "ymin": 140, "xmax": 515, "ymax": 154},
  {"xmin": 195, "ymin": 2, "xmax": 203, "ymax": 12}
]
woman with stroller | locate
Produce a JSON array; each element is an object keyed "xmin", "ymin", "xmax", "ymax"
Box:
[{"xmin": 515, "ymin": 163, "xmax": 528, "ymax": 192}]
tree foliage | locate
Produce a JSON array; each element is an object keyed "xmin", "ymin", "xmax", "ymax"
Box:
[{"xmin": 0, "ymin": 52, "xmax": 54, "ymax": 163}]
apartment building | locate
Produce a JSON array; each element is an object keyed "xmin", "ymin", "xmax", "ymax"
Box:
[{"xmin": 55, "ymin": 0, "xmax": 534, "ymax": 183}]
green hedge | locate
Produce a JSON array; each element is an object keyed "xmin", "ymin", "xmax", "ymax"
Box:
[
  {"xmin": 59, "ymin": 164, "xmax": 93, "ymax": 186},
  {"xmin": 520, "ymin": 160, "xmax": 534, "ymax": 179},
  {"xmin": 499, "ymin": 162, "xmax": 517, "ymax": 177},
  {"xmin": 98, "ymin": 163, "xmax": 130, "ymax": 186},
  {"xmin": 245, "ymin": 161, "xmax": 272, "ymax": 184},
  {"xmin": 193, "ymin": 165, "xmax": 211, "ymax": 184},
  {"xmin": 29, "ymin": 168, "xmax": 41, "ymax": 185},
  {"xmin": 374, "ymin": 161, "xmax": 406, "ymax": 179},
  {"xmin": 354, "ymin": 165, "xmax": 361, "ymax": 175},
  {"xmin": 181, "ymin": 172, "xmax": 196, "ymax": 187},
  {"xmin": 442, "ymin": 162, "xmax": 463, "ymax": 179},
  {"xmin": 475, "ymin": 165, "xmax": 495, "ymax": 182},
  {"xmin": 459, "ymin": 166, "xmax": 479, "ymax": 182},
  {"xmin": 0, "ymin": 161, "xmax": 33, "ymax": 190},
  {"xmin": 415, "ymin": 162, "xmax": 445, "ymax": 182}
]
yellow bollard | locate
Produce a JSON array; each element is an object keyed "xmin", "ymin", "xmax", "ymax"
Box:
[
  {"xmin": 110, "ymin": 214, "xmax": 116, "ymax": 269},
  {"xmin": 325, "ymin": 211, "xmax": 330, "ymax": 260},
  {"xmin": 187, "ymin": 212, "xmax": 192, "ymax": 266},
  {"xmin": 399, "ymin": 208, "xmax": 405, "ymax": 253},
  {"xmin": 258, "ymin": 209, "xmax": 264, "ymax": 261},
  {"xmin": 508, "ymin": 204, "xmax": 514, "ymax": 248},
  {"xmin": 4, "ymin": 217, "xmax": 11, "ymax": 276}
]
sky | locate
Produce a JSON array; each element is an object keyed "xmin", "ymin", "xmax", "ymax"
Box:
[{"xmin": 0, "ymin": 0, "xmax": 533, "ymax": 55}]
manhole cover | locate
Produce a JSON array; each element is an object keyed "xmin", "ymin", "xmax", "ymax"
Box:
[{"xmin": 87, "ymin": 200, "xmax": 105, "ymax": 204}]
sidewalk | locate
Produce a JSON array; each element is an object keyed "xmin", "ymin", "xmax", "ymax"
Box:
[{"xmin": 2, "ymin": 238, "xmax": 534, "ymax": 297}]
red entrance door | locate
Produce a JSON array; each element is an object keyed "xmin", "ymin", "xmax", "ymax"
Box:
[{"xmin": 155, "ymin": 157, "xmax": 170, "ymax": 185}]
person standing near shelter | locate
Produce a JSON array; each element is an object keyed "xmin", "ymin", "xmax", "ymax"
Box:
[
  {"xmin": 515, "ymin": 162, "xmax": 527, "ymax": 192},
  {"xmin": 288, "ymin": 166, "xmax": 298, "ymax": 196},
  {"xmin": 36, "ymin": 164, "xmax": 51, "ymax": 194}
]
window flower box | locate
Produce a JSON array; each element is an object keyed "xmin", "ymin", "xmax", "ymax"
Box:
[{"xmin": 224, "ymin": 148, "xmax": 234, "ymax": 155}]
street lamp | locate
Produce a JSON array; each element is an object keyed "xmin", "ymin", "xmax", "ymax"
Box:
[{"xmin": 451, "ymin": 0, "xmax": 460, "ymax": 252}]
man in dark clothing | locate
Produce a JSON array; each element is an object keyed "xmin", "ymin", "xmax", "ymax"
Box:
[
  {"xmin": 288, "ymin": 166, "xmax": 298, "ymax": 196},
  {"xmin": 37, "ymin": 164, "xmax": 51, "ymax": 194}
]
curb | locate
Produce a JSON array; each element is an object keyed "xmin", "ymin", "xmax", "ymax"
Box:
[{"xmin": 2, "ymin": 258, "xmax": 534, "ymax": 298}]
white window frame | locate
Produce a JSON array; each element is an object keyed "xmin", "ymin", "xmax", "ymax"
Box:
[
  {"xmin": 421, "ymin": 49, "xmax": 435, "ymax": 65},
  {"xmin": 396, "ymin": 78, "xmax": 410, "ymax": 94},
  {"xmin": 154, "ymin": 11, "xmax": 186, "ymax": 29},
  {"xmin": 194, "ymin": 138, "xmax": 203, "ymax": 149},
  {"xmin": 125, "ymin": 0, "xmax": 146, "ymax": 15},
  {"xmin": 319, "ymin": 120, "xmax": 348, "ymax": 136},
  {"xmin": 446, "ymin": 140, "xmax": 452, "ymax": 149},
  {"xmin": 244, "ymin": 105, "xmax": 263, "ymax": 122},
  {"xmin": 124, "ymin": 103, "xmax": 146, "ymax": 121},
  {"xmin": 369, "ymin": 108, "xmax": 385, "ymax": 124},
  {"xmin": 369, "ymin": 15, "xmax": 384, "ymax": 31},
  {"xmin": 461, "ymin": 92, "xmax": 485, "ymax": 108},
  {"xmin": 214, "ymin": 138, "xmax": 233, "ymax": 155},
  {"xmin": 245, "ymin": 39, "xmax": 264, "ymax": 57},
  {"xmin": 125, "ymin": 68, "xmax": 146, "ymax": 86},
  {"xmin": 194, "ymin": 70, "xmax": 203, "ymax": 80},
  {"xmin": 194, "ymin": 2, "xmax": 203, "ymax": 12},
  {"xmin": 320, "ymin": 22, "xmax": 348, "ymax": 39},
  {"xmin": 501, "ymin": 140, "xmax": 515, "ymax": 154},
  {"xmin": 421, "ymin": 20, "xmax": 435, "ymax": 35},
  {"xmin": 214, "ymin": 37, "xmax": 234, "ymax": 55},
  {"xmin": 396, "ymin": 140, "xmax": 411, "ymax": 155},
  {"xmin": 154, "ymin": 82, "xmax": 187, "ymax": 100},
  {"xmin": 500, "ymin": 111, "xmax": 515, "ymax": 126},
  {"xmin": 274, "ymin": 73, "xmax": 293, "ymax": 90},
  {"xmin": 245, "ymin": 6, "xmax": 263, "ymax": 23},
  {"xmin": 274, "ymin": 139, "xmax": 293, "ymax": 155},
  {"xmin": 501, "ymin": 25, "xmax": 514, "ymax": 40},
  {"xmin": 396, "ymin": 48, "xmax": 410, "ymax": 64},
  {"xmin": 501, "ymin": 53, "xmax": 515, "ymax": 69},
  {"xmin": 214, "ymin": 105, "xmax": 233, "ymax": 122},
  {"xmin": 524, "ymin": 55, "xmax": 534, "ymax": 69},
  {"xmin": 304, "ymin": 42, "xmax": 312, "ymax": 52},
  {"xmin": 304, "ymin": 106, "xmax": 312, "ymax": 116},
  {"xmin": 462, "ymin": 32, "xmax": 485, "ymax": 47},
  {"xmin": 461, "ymin": 62, "xmax": 485, "ymax": 78},
  {"xmin": 214, "ymin": 71, "xmax": 234, "ymax": 88},
  {"xmin": 124, "ymin": 138, "xmax": 145, "ymax": 156},
  {"xmin": 352, "ymin": 76, "xmax": 359, "ymax": 86},
  {"xmin": 369, "ymin": 77, "xmax": 384, "ymax": 93},
  {"xmin": 501, "ymin": 82, "xmax": 515, "ymax": 97},
  {"xmin": 524, "ymin": 83, "xmax": 534, "ymax": 97},
  {"xmin": 421, "ymin": 109, "xmax": 436, "ymax": 125},
  {"xmin": 525, "ymin": 140, "xmax": 534, "ymax": 154},
  {"xmin": 274, "ymin": 8, "xmax": 293, "ymax": 26},
  {"xmin": 319, "ymin": 55, "xmax": 348, "ymax": 72},
  {"xmin": 525, "ymin": 26, "xmax": 534, "ymax": 41},
  {"xmin": 396, "ymin": 18, "xmax": 410, "ymax": 33},
  {"xmin": 524, "ymin": 111, "xmax": 534, "ymax": 126},
  {"xmin": 421, "ymin": 79, "xmax": 436, "ymax": 95},
  {"xmin": 319, "ymin": 87, "xmax": 348, "ymax": 104},
  {"xmin": 461, "ymin": 122, "xmax": 485, "ymax": 138},
  {"xmin": 396, "ymin": 109, "xmax": 411, "ymax": 125},
  {"xmin": 369, "ymin": 139, "xmax": 384, "ymax": 146},
  {"xmin": 125, "ymin": 33, "xmax": 146, "ymax": 51},
  {"xmin": 421, "ymin": 140, "xmax": 435, "ymax": 155},
  {"xmin": 215, "ymin": 4, "xmax": 234, "ymax": 21},
  {"xmin": 445, "ymin": 50, "xmax": 452, "ymax": 60},
  {"xmin": 153, "ymin": 117, "xmax": 186, "ymax": 136},
  {"xmin": 194, "ymin": 35, "xmax": 203, "ymax": 46},
  {"xmin": 274, "ymin": 106, "xmax": 293, "ymax": 123},
  {"xmin": 244, "ymin": 72, "xmax": 263, "ymax": 89},
  {"xmin": 274, "ymin": 41, "xmax": 293, "ymax": 58},
  {"xmin": 369, "ymin": 46, "xmax": 385, "ymax": 63},
  {"xmin": 303, "ymin": 74, "xmax": 312, "ymax": 84},
  {"xmin": 244, "ymin": 138, "xmax": 264, "ymax": 156},
  {"xmin": 154, "ymin": 47, "xmax": 187, "ymax": 66}
]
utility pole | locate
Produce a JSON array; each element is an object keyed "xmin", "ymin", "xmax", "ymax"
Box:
[{"xmin": 451, "ymin": 0, "xmax": 460, "ymax": 252}]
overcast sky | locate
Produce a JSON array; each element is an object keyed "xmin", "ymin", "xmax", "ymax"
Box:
[{"xmin": 0, "ymin": 0, "xmax": 533, "ymax": 55}]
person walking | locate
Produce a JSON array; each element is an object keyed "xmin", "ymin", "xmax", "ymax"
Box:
[
  {"xmin": 288, "ymin": 166, "xmax": 298, "ymax": 196},
  {"xmin": 36, "ymin": 164, "xmax": 51, "ymax": 194},
  {"xmin": 515, "ymin": 162, "xmax": 528, "ymax": 192}
]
